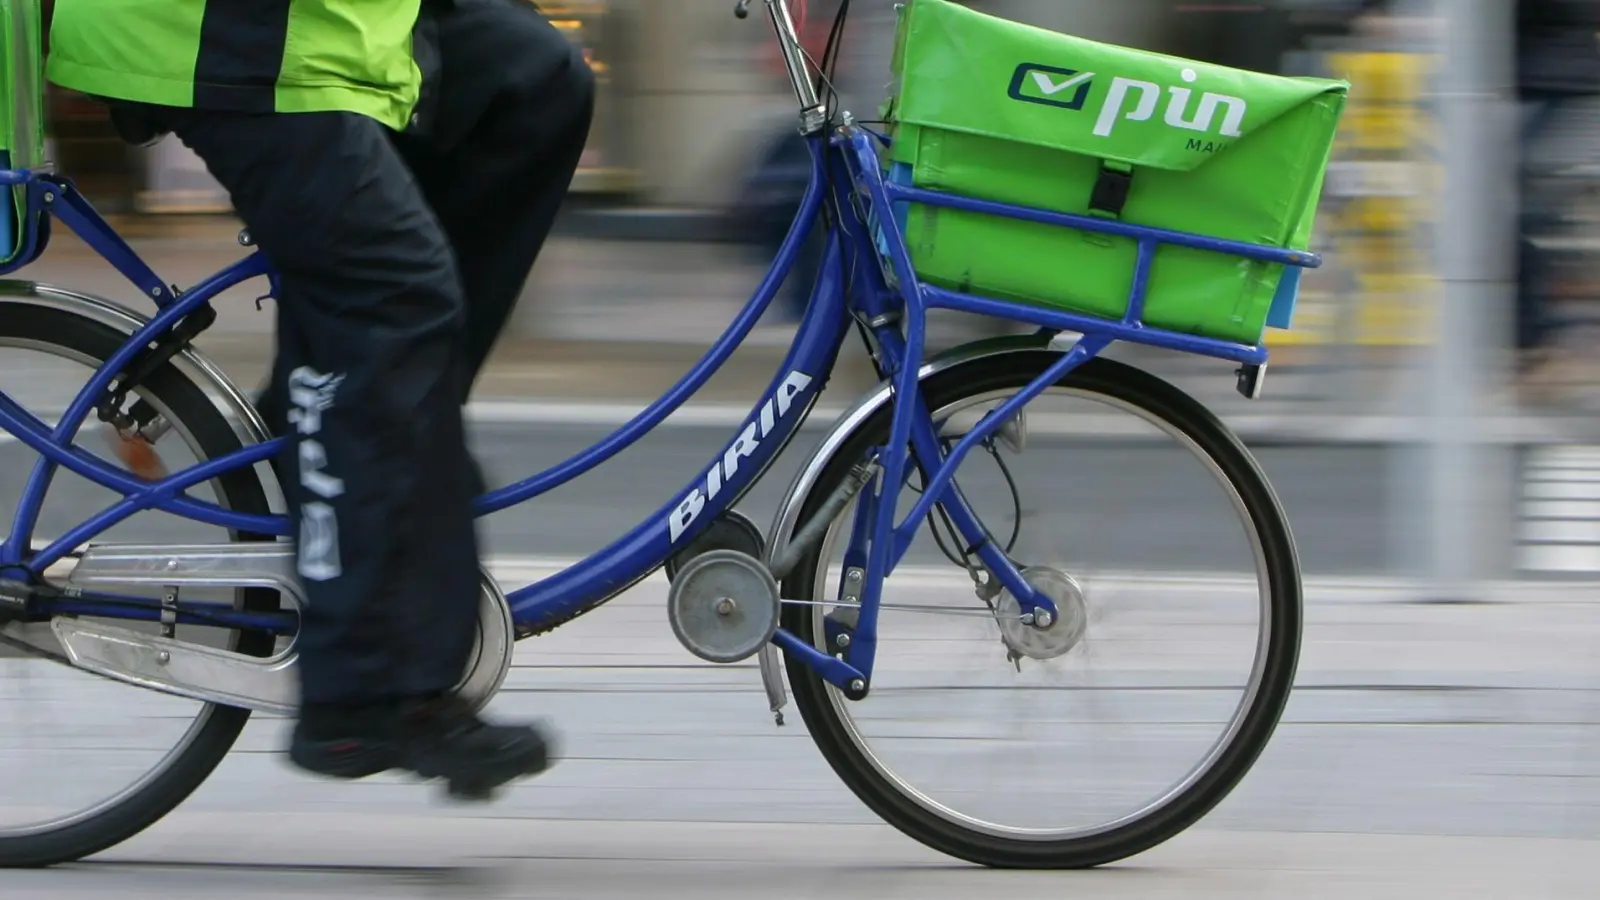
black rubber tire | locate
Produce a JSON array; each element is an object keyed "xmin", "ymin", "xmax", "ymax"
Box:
[
  {"xmin": 779, "ymin": 350, "xmax": 1302, "ymax": 869},
  {"xmin": 0, "ymin": 303, "xmax": 278, "ymax": 869}
]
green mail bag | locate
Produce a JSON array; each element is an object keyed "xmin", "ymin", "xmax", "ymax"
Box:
[
  {"xmin": 880, "ymin": 0, "xmax": 1349, "ymax": 344},
  {"xmin": 0, "ymin": 0, "xmax": 45, "ymax": 263}
]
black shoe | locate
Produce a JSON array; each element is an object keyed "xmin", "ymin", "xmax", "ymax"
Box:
[{"xmin": 288, "ymin": 695, "xmax": 554, "ymax": 800}]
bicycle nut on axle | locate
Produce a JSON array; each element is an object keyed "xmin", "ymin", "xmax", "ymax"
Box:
[
  {"xmin": 840, "ymin": 679, "xmax": 870, "ymax": 702},
  {"xmin": 1018, "ymin": 609, "xmax": 1055, "ymax": 629}
]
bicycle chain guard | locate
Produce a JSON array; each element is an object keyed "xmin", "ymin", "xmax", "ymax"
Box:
[{"xmin": 42, "ymin": 542, "xmax": 515, "ymax": 715}]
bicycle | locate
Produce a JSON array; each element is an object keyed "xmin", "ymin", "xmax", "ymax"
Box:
[{"xmin": 0, "ymin": 0, "xmax": 1315, "ymax": 871}]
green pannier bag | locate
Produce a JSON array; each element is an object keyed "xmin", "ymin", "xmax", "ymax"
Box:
[
  {"xmin": 879, "ymin": 0, "xmax": 1349, "ymax": 345},
  {"xmin": 0, "ymin": 0, "xmax": 45, "ymax": 265}
]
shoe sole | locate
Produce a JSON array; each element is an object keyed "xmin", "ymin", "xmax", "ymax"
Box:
[
  {"xmin": 289, "ymin": 738, "xmax": 552, "ymax": 801},
  {"xmin": 411, "ymin": 741, "xmax": 551, "ymax": 802},
  {"xmin": 288, "ymin": 740, "xmax": 403, "ymax": 780}
]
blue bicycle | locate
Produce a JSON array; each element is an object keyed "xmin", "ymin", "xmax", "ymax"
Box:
[{"xmin": 0, "ymin": 0, "xmax": 1308, "ymax": 870}]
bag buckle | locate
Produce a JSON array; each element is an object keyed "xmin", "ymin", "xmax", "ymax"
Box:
[{"xmin": 1088, "ymin": 163, "xmax": 1134, "ymax": 219}]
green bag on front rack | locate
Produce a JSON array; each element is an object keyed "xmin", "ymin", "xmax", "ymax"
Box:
[
  {"xmin": 0, "ymin": 0, "xmax": 45, "ymax": 265},
  {"xmin": 880, "ymin": 0, "xmax": 1349, "ymax": 345}
]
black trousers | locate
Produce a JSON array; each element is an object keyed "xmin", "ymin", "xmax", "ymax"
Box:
[{"xmin": 140, "ymin": 0, "xmax": 594, "ymax": 706}]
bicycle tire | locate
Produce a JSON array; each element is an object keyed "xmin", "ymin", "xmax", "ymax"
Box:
[
  {"xmin": 778, "ymin": 349, "xmax": 1302, "ymax": 869},
  {"xmin": 0, "ymin": 302, "xmax": 278, "ymax": 869}
]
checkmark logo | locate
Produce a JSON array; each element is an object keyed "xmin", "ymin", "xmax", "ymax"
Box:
[
  {"xmin": 1032, "ymin": 70, "xmax": 1095, "ymax": 96},
  {"xmin": 1009, "ymin": 63, "xmax": 1096, "ymax": 110}
]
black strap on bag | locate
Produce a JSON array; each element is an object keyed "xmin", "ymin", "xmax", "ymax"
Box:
[{"xmin": 1088, "ymin": 161, "xmax": 1135, "ymax": 218}]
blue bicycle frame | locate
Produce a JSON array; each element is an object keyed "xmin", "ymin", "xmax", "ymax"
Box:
[{"xmin": 0, "ymin": 120, "xmax": 1318, "ymax": 696}]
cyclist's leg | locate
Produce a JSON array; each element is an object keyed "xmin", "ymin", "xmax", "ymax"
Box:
[
  {"xmin": 166, "ymin": 108, "xmax": 479, "ymax": 705},
  {"xmin": 392, "ymin": 0, "xmax": 597, "ymax": 396},
  {"xmin": 193, "ymin": 2, "xmax": 589, "ymax": 497},
  {"xmin": 152, "ymin": 105, "xmax": 547, "ymax": 787}
]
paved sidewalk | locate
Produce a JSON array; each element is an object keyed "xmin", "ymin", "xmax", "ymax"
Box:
[
  {"xmin": 16, "ymin": 820, "xmax": 1590, "ymax": 899},
  {"xmin": 11, "ymin": 569, "xmax": 1600, "ymax": 896}
]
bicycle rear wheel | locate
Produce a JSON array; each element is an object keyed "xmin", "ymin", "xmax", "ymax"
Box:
[
  {"xmin": 0, "ymin": 300, "xmax": 277, "ymax": 868},
  {"xmin": 779, "ymin": 350, "xmax": 1301, "ymax": 868}
]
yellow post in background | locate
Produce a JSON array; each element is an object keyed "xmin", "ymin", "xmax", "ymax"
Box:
[{"xmin": 1269, "ymin": 44, "xmax": 1435, "ymax": 351}]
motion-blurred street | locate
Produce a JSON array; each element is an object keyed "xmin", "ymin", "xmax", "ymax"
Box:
[
  {"xmin": 7, "ymin": 564, "xmax": 1600, "ymax": 898},
  {"xmin": 9, "ymin": 0, "xmax": 1600, "ymax": 895},
  {"xmin": 6, "ymin": 221, "xmax": 1600, "ymax": 899}
]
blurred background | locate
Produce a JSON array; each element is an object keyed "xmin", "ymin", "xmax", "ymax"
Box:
[
  {"xmin": 10, "ymin": 2, "xmax": 1600, "ymax": 892},
  {"xmin": 27, "ymin": 0, "xmax": 1599, "ymax": 585}
]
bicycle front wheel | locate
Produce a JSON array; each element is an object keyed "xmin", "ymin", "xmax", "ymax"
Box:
[{"xmin": 780, "ymin": 351, "xmax": 1301, "ymax": 868}]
